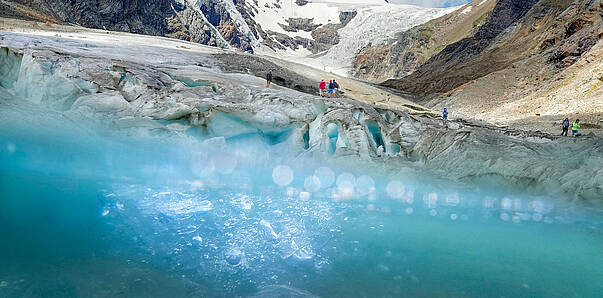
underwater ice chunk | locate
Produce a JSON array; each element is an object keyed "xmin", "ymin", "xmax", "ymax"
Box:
[{"xmin": 259, "ymin": 219, "xmax": 279, "ymax": 240}]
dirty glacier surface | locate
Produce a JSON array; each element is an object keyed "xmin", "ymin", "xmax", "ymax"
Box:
[{"xmin": 0, "ymin": 32, "xmax": 602, "ymax": 297}]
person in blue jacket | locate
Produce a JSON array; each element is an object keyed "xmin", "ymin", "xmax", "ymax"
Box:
[
  {"xmin": 443, "ymin": 108, "xmax": 448, "ymax": 120},
  {"xmin": 561, "ymin": 118, "xmax": 570, "ymax": 136}
]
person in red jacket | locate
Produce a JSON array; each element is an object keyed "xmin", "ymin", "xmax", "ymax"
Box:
[{"xmin": 319, "ymin": 80, "xmax": 326, "ymax": 96}]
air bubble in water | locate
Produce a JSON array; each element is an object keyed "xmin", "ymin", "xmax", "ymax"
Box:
[
  {"xmin": 304, "ymin": 176, "xmax": 321, "ymax": 192},
  {"xmin": 386, "ymin": 181, "xmax": 405, "ymax": 199},
  {"xmin": 198, "ymin": 200, "xmax": 214, "ymax": 211},
  {"xmin": 272, "ymin": 165, "xmax": 294, "ymax": 186},
  {"xmin": 6, "ymin": 142, "xmax": 16, "ymax": 154},
  {"xmin": 356, "ymin": 175, "xmax": 375, "ymax": 196},
  {"xmin": 314, "ymin": 167, "xmax": 335, "ymax": 188},
  {"xmin": 336, "ymin": 173, "xmax": 355, "ymax": 192},
  {"xmin": 225, "ymin": 248, "xmax": 243, "ymax": 265}
]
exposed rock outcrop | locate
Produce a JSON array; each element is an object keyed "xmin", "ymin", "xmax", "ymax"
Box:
[
  {"xmin": 382, "ymin": 0, "xmax": 602, "ymax": 96},
  {"xmin": 353, "ymin": 0, "xmax": 496, "ymax": 82},
  {"xmin": 279, "ymin": 18, "xmax": 321, "ymax": 33}
]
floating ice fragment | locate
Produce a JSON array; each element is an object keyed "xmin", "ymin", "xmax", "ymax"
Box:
[
  {"xmin": 162, "ymin": 199, "xmax": 213, "ymax": 215},
  {"xmin": 288, "ymin": 240, "xmax": 313, "ymax": 260},
  {"xmin": 260, "ymin": 219, "xmax": 279, "ymax": 239},
  {"xmin": 450, "ymin": 214, "xmax": 458, "ymax": 220},
  {"xmin": 101, "ymin": 208, "xmax": 110, "ymax": 216},
  {"xmin": 192, "ymin": 235, "xmax": 203, "ymax": 243},
  {"xmin": 272, "ymin": 165, "xmax": 294, "ymax": 186},
  {"xmin": 236, "ymin": 195, "xmax": 253, "ymax": 210}
]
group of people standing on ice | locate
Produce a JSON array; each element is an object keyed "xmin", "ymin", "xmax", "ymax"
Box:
[
  {"xmin": 561, "ymin": 118, "xmax": 581, "ymax": 136},
  {"xmin": 319, "ymin": 79, "xmax": 339, "ymax": 97},
  {"xmin": 265, "ymin": 71, "xmax": 340, "ymax": 98}
]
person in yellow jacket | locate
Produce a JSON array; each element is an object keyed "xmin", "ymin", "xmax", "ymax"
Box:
[{"xmin": 571, "ymin": 119, "xmax": 581, "ymax": 136}]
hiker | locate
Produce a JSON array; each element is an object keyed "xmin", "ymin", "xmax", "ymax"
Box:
[
  {"xmin": 443, "ymin": 108, "xmax": 448, "ymax": 120},
  {"xmin": 572, "ymin": 119, "xmax": 581, "ymax": 136},
  {"xmin": 319, "ymin": 80, "xmax": 326, "ymax": 96},
  {"xmin": 327, "ymin": 80, "xmax": 334, "ymax": 97},
  {"xmin": 333, "ymin": 79, "xmax": 340, "ymax": 97},
  {"xmin": 266, "ymin": 70, "xmax": 273, "ymax": 88},
  {"xmin": 561, "ymin": 118, "xmax": 570, "ymax": 136}
]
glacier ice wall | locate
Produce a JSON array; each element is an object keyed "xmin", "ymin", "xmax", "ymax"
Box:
[{"xmin": 0, "ymin": 40, "xmax": 601, "ymax": 201}]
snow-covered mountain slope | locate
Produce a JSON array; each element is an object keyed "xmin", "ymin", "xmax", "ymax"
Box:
[
  {"xmin": 1, "ymin": 0, "xmax": 457, "ymax": 76},
  {"xmin": 297, "ymin": 3, "xmax": 457, "ymax": 75},
  {"xmin": 235, "ymin": 0, "xmax": 456, "ymax": 74}
]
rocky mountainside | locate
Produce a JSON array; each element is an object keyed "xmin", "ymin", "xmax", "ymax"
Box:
[
  {"xmin": 382, "ymin": 0, "xmax": 601, "ymax": 95},
  {"xmin": 379, "ymin": 0, "xmax": 602, "ymax": 134},
  {"xmin": 0, "ymin": 0, "xmax": 451, "ymax": 73},
  {"xmin": 353, "ymin": 0, "xmax": 497, "ymax": 82}
]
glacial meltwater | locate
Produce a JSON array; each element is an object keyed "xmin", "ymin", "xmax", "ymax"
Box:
[
  {"xmin": 0, "ymin": 102, "xmax": 601, "ymax": 298},
  {"xmin": 0, "ymin": 32, "xmax": 602, "ymax": 297}
]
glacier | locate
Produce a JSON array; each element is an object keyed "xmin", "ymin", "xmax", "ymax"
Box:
[{"xmin": 0, "ymin": 30, "xmax": 602, "ymax": 297}]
